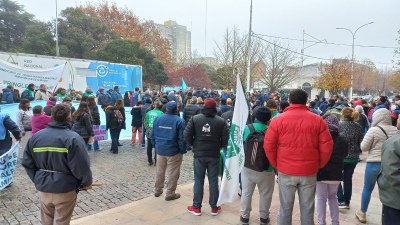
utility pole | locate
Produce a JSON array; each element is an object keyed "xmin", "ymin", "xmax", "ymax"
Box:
[
  {"xmin": 55, "ymin": 0, "xmax": 59, "ymax": 57},
  {"xmin": 246, "ymin": 0, "xmax": 253, "ymax": 92}
]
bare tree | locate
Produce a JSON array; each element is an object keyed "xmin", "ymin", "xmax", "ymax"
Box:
[{"xmin": 258, "ymin": 39, "xmax": 300, "ymax": 92}]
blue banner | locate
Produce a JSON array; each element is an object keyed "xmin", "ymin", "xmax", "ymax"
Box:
[
  {"xmin": 86, "ymin": 62, "xmax": 142, "ymax": 94},
  {"xmin": 0, "ymin": 143, "xmax": 19, "ymax": 190}
]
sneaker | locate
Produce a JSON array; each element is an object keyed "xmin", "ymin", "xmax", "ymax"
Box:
[
  {"xmin": 211, "ymin": 206, "xmax": 221, "ymax": 216},
  {"xmin": 355, "ymin": 210, "xmax": 366, "ymax": 223},
  {"xmin": 240, "ymin": 215, "xmax": 249, "ymax": 225},
  {"xmin": 141, "ymin": 145, "xmax": 145, "ymax": 149},
  {"xmin": 187, "ymin": 206, "xmax": 202, "ymax": 216},
  {"xmin": 165, "ymin": 193, "xmax": 180, "ymax": 201},
  {"xmin": 260, "ymin": 217, "xmax": 270, "ymax": 225},
  {"xmin": 154, "ymin": 191, "xmax": 163, "ymax": 197},
  {"xmin": 148, "ymin": 162, "xmax": 154, "ymax": 166},
  {"xmin": 338, "ymin": 202, "xmax": 350, "ymax": 209}
]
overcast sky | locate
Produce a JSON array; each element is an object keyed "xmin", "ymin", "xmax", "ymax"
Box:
[{"xmin": 17, "ymin": 0, "xmax": 400, "ymax": 68}]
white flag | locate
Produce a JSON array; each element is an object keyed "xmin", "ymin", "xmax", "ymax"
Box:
[{"xmin": 217, "ymin": 74, "xmax": 249, "ymax": 206}]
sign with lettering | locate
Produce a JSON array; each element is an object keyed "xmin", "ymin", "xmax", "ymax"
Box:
[
  {"xmin": 93, "ymin": 125, "xmax": 108, "ymax": 141},
  {"xmin": 0, "ymin": 143, "xmax": 19, "ymax": 190}
]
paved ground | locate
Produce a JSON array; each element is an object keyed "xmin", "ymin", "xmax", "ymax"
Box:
[
  {"xmin": 0, "ymin": 140, "xmax": 381, "ymax": 225},
  {"xmin": 70, "ymin": 152, "xmax": 381, "ymax": 225},
  {"xmin": 0, "ymin": 139, "xmax": 195, "ymax": 225}
]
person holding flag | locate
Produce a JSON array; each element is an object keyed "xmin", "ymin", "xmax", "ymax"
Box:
[{"xmin": 217, "ymin": 74, "xmax": 249, "ymax": 207}]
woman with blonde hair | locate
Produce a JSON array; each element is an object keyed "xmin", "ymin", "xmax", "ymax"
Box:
[
  {"xmin": 337, "ymin": 107, "xmax": 364, "ymax": 210},
  {"xmin": 196, "ymin": 97, "xmax": 204, "ymax": 110}
]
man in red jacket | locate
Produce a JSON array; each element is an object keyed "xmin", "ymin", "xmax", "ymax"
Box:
[{"xmin": 264, "ymin": 89, "xmax": 333, "ymax": 225}]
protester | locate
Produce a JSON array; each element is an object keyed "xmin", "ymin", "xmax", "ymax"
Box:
[
  {"xmin": 96, "ymin": 87, "xmax": 106, "ymax": 105},
  {"xmin": 34, "ymin": 84, "xmax": 51, "ymax": 100},
  {"xmin": 114, "ymin": 98, "xmax": 126, "ymax": 146},
  {"xmin": 71, "ymin": 102, "xmax": 95, "ymax": 145},
  {"xmin": 369, "ymin": 96, "xmax": 390, "ymax": 121},
  {"xmin": 390, "ymin": 100, "xmax": 400, "ymax": 126},
  {"xmin": 182, "ymin": 97, "xmax": 200, "ymax": 125},
  {"xmin": 220, "ymin": 98, "xmax": 231, "ymax": 114},
  {"xmin": 266, "ymin": 99, "xmax": 279, "ymax": 118},
  {"xmin": 319, "ymin": 98, "xmax": 328, "ymax": 113},
  {"xmin": 21, "ymin": 83, "xmax": 35, "ymax": 101},
  {"xmin": 131, "ymin": 101, "xmax": 143, "ymax": 146},
  {"xmin": 240, "ymin": 106, "xmax": 274, "ymax": 225},
  {"xmin": 103, "ymin": 102, "xmax": 123, "ymax": 154},
  {"xmin": 87, "ymin": 97, "xmax": 100, "ymax": 151},
  {"xmin": 16, "ymin": 99, "xmax": 33, "ymax": 148},
  {"xmin": 316, "ymin": 114, "xmax": 348, "ymax": 225},
  {"xmin": 82, "ymin": 86, "xmax": 95, "ymax": 98},
  {"xmin": 43, "ymin": 97, "xmax": 57, "ymax": 116},
  {"xmin": 68, "ymin": 89, "xmax": 82, "ymax": 101},
  {"xmin": 264, "ymin": 89, "xmax": 333, "ymax": 225},
  {"xmin": 62, "ymin": 97, "xmax": 76, "ymax": 115},
  {"xmin": 0, "ymin": 107, "xmax": 21, "ymax": 157},
  {"xmin": 337, "ymin": 107, "xmax": 364, "ymax": 209},
  {"xmin": 378, "ymin": 130, "xmax": 400, "ymax": 224},
  {"xmin": 309, "ymin": 101, "xmax": 321, "ymax": 115},
  {"xmin": 13, "ymin": 89, "xmax": 21, "ymax": 103},
  {"xmin": 355, "ymin": 108, "xmax": 397, "ymax": 223},
  {"xmin": 22, "ymin": 103, "xmax": 92, "ymax": 225},
  {"xmin": 141, "ymin": 98, "xmax": 153, "ymax": 148},
  {"xmin": 124, "ymin": 91, "xmax": 131, "ymax": 107},
  {"xmin": 1, "ymin": 85, "xmax": 14, "ymax": 104},
  {"xmin": 31, "ymin": 105, "xmax": 52, "ymax": 136},
  {"xmin": 196, "ymin": 97, "xmax": 204, "ymax": 110},
  {"xmin": 184, "ymin": 98, "xmax": 229, "ymax": 216},
  {"xmin": 144, "ymin": 99, "xmax": 163, "ymax": 165},
  {"xmin": 131, "ymin": 87, "xmax": 141, "ymax": 107},
  {"xmin": 150, "ymin": 101, "xmax": 186, "ymax": 201},
  {"xmin": 355, "ymin": 105, "xmax": 370, "ymax": 135},
  {"xmin": 111, "ymin": 86, "xmax": 122, "ymax": 106}
]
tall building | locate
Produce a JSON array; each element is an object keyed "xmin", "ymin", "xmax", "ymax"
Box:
[{"xmin": 156, "ymin": 20, "xmax": 191, "ymax": 61}]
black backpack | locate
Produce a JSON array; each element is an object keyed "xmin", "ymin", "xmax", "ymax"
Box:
[{"xmin": 244, "ymin": 124, "xmax": 269, "ymax": 172}]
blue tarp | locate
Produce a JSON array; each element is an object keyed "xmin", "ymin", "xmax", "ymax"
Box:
[{"xmin": 0, "ymin": 101, "xmax": 133, "ymax": 139}]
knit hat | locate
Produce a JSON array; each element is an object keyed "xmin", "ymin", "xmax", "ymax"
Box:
[
  {"xmin": 355, "ymin": 105, "xmax": 364, "ymax": 114},
  {"xmin": 323, "ymin": 114, "xmax": 339, "ymax": 132},
  {"xmin": 255, "ymin": 106, "xmax": 271, "ymax": 123},
  {"xmin": 166, "ymin": 101, "xmax": 177, "ymax": 111},
  {"xmin": 204, "ymin": 98, "xmax": 217, "ymax": 109},
  {"xmin": 145, "ymin": 98, "xmax": 152, "ymax": 104}
]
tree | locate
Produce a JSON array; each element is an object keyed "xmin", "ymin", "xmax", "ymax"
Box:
[
  {"xmin": 93, "ymin": 39, "xmax": 168, "ymax": 87},
  {"xmin": 352, "ymin": 59, "xmax": 377, "ymax": 95},
  {"xmin": 258, "ymin": 39, "xmax": 300, "ymax": 91},
  {"xmin": 313, "ymin": 60, "xmax": 352, "ymax": 95},
  {"xmin": 19, "ymin": 22, "xmax": 55, "ymax": 55},
  {"xmin": 0, "ymin": 0, "xmax": 34, "ymax": 51},
  {"xmin": 167, "ymin": 64, "xmax": 212, "ymax": 89},
  {"xmin": 57, "ymin": 7, "xmax": 118, "ymax": 58},
  {"xmin": 389, "ymin": 71, "xmax": 400, "ymax": 92},
  {"xmin": 79, "ymin": 1, "xmax": 175, "ymax": 70}
]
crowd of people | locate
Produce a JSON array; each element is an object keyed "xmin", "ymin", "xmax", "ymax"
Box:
[{"xmin": 1, "ymin": 83, "xmax": 400, "ymax": 225}]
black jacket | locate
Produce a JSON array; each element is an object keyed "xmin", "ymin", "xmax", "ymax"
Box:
[
  {"xmin": 105, "ymin": 106, "xmax": 122, "ymax": 130},
  {"xmin": 88, "ymin": 104, "xmax": 100, "ymax": 126},
  {"xmin": 182, "ymin": 104, "xmax": 200, "ymax": 124},
  {"xmin": 184, "ymin": 111, "xmax": 229, "ymax": 158},
  {"xmin": 21, "ymin": 121, "xmax": 92, "ymax": 193},
  {"xmin": 317, "ymin": 132, "xmax": 348, "ymax": 181},
  {"xmin": 72, "ymin": 112, "xmax": 94, "ymax": 138},
  {"xmin": 119, "ymin": 107, "xmax": 126, "ymax": 130},
  {"xmin": 221, "ymin": 110, "xmax": 234, "ymax": 128},
  {"xmin": 131, "ymin": 106, "xmax": 142, "ymax": 127}
]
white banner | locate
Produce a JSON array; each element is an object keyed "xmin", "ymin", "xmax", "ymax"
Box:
[
  {"xmin": 0, "ymin": 59, "xmax": 65, "ymax": 91},
  {"xmin": 0, "ymin": 143, "xmax": 19, "ymax": 190},
  {"xmin": 217, "ymin": 74, "xmax": 249, "ymax": 206}
]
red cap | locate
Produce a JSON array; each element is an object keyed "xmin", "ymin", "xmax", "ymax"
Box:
[{"xmin": 204, "ymin": 98, "xmax": 217, "ymax": 109}]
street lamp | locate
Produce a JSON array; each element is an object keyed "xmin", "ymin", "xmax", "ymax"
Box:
[
  {"xmin": 336, "ymin": 22, "xmax": 373, "ymax": 99},
  {"xmin": 246, "ymin": 0, "xmax": 253, "ymax": 92}
]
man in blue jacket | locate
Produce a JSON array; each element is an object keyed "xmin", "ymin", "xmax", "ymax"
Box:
[
  {"xmin": 0, "ymin": 108, "xmax": 21, "ymax": 156},
  {"xmin": 151, "ymin": 101, "xmax": 186, "ymax": 201},
  {"xmin": 1, "ymin": 85, "xmax": 14, "ymax": 104},
  {"xmin": 22, "ymin": 104, "xmax": 92, "ymax": 225},
  {"xmin": 111, "ymin": 86, "xmax": 122, "ymax": 106},
  {"xmin": 21, "ymin": 83, "xmax": 35, "ymax": 101}
]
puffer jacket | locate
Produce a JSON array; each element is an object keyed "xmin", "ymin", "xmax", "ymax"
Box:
[
  {"xmin": 21, "ymin": 121, "xmax": 92, "ymax": 193},
  {"xmin": 131, "ymin": 106, "xmax": 142, "ymax": 127},
  {"xmin": 361, "ymin": 108, "xmax": 398, "ymax": 162},
  {"xmin": 105, "ymin": 106, "xmax": 122, "ymax": 130},
  {"xmin": 264, "ymin": 104, "xmax": 334, "ymax": 176},
  {"xmin": 339, "ymin": 119, "xmax": 364, "ymax": 160},
  {"xmin": 88, "ymin": 104, "xmax": 100, "ymax": 126},
  {"xmin": 182, "ymin": 104, "xmax": 200, "ymax": 124},
  {"xmin": 317, "ymin": 131, "xmax": 348, "ymax": 181},
  {"xmin": 17, "ymin": 108, "xmax": 33, "ymax": 132},
  {"xmin": 72, "ymin": 112, "xmax": 94, "ymax": 138},
  {"xmin": 1, "ymin": 88, "xmax": 13, "ymax": 104}
]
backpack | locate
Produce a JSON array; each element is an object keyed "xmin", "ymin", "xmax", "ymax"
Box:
[
  {"xmin": 114, "ymin": 109, "xmax": 124, "ymax": 124},
  {"xmin": 243, "ymin": 124, "xmax": 270, "ymax": 172}
]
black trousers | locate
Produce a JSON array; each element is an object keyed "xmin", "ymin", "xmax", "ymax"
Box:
[{"xmin": 382, "ymin": 204, "xmax": 400, "ymax": 225}]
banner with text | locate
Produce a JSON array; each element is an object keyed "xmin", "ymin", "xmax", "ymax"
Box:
[
  {"xmin": 94, "ymin": 125, "xmax": 108, "ymax": 141},
  {"xmin": 0, "ymin": 59, "xmax": 65, "ymax": 91},
  {"xmin": 0, "ymin": 143, "xmax": 19, "ymax": 190}
]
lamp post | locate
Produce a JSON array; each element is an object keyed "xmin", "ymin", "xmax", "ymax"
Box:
[
  {"xmin": 55, "ymin": 0, "xmax": 59, "ymax": 57},
  {"xmin": 336, "ymin": 22, "xmax": 373, "ymax": 99},
  {"xmin": 246, "ymin": 0, "xmax": 253, "ymax": 92}
]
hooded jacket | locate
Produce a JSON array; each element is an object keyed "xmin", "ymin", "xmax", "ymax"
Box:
[
  {"xmin": 44, "ymin": 100, "xmax": 56, "ymax": 116},
  {"xmin": 264, "ymin": 104, "xmax": 334, "ymax": 176},
  {"xmin": 131, "ymin": 106, "xmax": 142, "ymax": 127},
  {"xmin": 361, "ymin": 108, "xmax": 398, "ymax": 162},
  {"xmin": 31, "ymin": 114, "xmax": 52, "ymax": 136},
  {"xmin": 105, "ymin": 106, "xmax": 122, "ymax": 130},
  {"xmin": 21, "ymin": 88, "xmax": 35, "ymax": 101},
  {"xmin": 0, "ymin": 113, "xmax": 21, "ymax": 152},
  {"xmin": 88, "ymin": 104, "xmax": 100, "ymax": 126},
  {"xmin": 378, "ymin": 131, "xmax": 400, "ymax": 210},
  {"xmin": 21, "ymin": 121, "xmax": 92, "ymax": 193},
  {"xmin": 1, "ymin": 88, "xmax": 13, "ymax": 104},
  {"xmin": 71, "ymin": 112, "xmax": 94, "ymax": 138}
]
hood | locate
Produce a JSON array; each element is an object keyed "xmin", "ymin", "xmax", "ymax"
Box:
[
  {"xmin": 3, "ymin": 88, "xmax": 12, "ymax": 93},
  {"xmin": 371, "ymin": 108, "xmax": 392, "ymax": 127},
  {"xmin": 46, "ymin": 100, "xmax": 56, "ymax": 107}
]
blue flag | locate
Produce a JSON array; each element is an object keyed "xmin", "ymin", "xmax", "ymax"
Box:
[{"xmin": 182, "ymin": 78, "xmax": 187, "ymax": 90}]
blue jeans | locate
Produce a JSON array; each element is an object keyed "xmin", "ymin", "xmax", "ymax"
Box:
[
  {"xmin": 142, "ymin": 123, "xmax": 146, "ymax": 147},
  {"xmin": 86, "ymin": 141, "xmax": 99, "ymax": 151},
  {"xmin": 277, "ymin": 172, "xmax": 317, "ymax": 225},
  {"xmin": 110, "ymin": 128, "xmax": 119, "ymax": 153},
  {"xmin": 193, "ymin": 157, "xmax": 220, "ymax": 208},
  {"xmin": 361, "ymin": 162, "xmax": 381, "ymax": 212},
  {"xmin": 337, "ymin": 162, "xmax": 357, "ymax": 205}
]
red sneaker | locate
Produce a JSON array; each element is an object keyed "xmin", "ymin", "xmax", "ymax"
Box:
[
  {"xmin": 211, "ymin": 206, "xmax": 221, "ymax": 216},
  {"xmin": 187, "ymin": 206, "xmax": 202, "ymax": 216}
]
